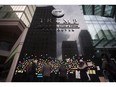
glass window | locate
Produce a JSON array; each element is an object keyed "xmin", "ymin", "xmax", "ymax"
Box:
[
  {"xmin": 25, "ymin": 7, "xmax": 32, "ymax": 22},
  {"xmin": 1, "ymin": 6, "xmax": 12, "ymax": 11},
  {"xmin": 84, "ymin": 5, "xmax": 92, "ymax": 15},
  {"xmin": 87, "ymin": 23, "xmax": 99, "ymax": 40},
  {"xmin": 85, "ymin": 20, "xmax": 92, "ymax": 23},
  {"xmin": 101, "ymin": 23, "xmax": 112, "ymax": 40},
  {"xmin": 93, "ymin": 23, "xmax": 105, "ymax": 39},
  {"xmin": 110, "ymin": 21, "xmax": 115, "ymax": 24},
  {"xmin": 107, "ymin": 18, "xmax": 114, "ymax": 22},
  {"xmin": 79, "ymin": 5, "xmax": 83, "ymax": 14},
  {"xmin": 0, "ymin": 5, "xmax": 3, "ymax": 10},
  {"xmin": 96, "ymin": 16, "xmax": 104, "ymax": 23},
  {"xmin": 9, "ymin": 12, "xmax": 18, "ymax": 19},
  {"xmin": 0, "ymin": 41, "xmax": 10, "ymax": 51},
  {"xmin": 96, "ymin": 16, "xmax": 103, "ymax": 20},
  {"xmin": 106, "ymin": 24, "xmax": 116, "ymax": 38},
  {"xmin": 3, "ymin": 12, "xmax": 19, "ymax": 19},
  {"xmin": 98, "ymin": 20, "xmax": 104, "ymax": 23},
  {"xmin": 104, "ymin": 5, "xmax": 112, "ymax": 16},
  {"xmin": 11, "ymin": 6, "xmax": 26, "ymax": 11},
  {"xmin": 102, "ymin": 17, "xmax": 109, "ymax": 22},
  {"xmin": 21, "ymin": 14, "xmax": 29, "ymax": 27},
  {"xmin": 91, "ymin": 20, "xmax": 98, "ymax": 23},
  {"xmin": 84, "ymin": 15, "xmax": 91, "ymax": 20},
  {"xmin": 0, "ymin": 12, "xmax": 7, "ymax": 19},
  {"xmin": 89, "ymin": 15, "xmax": 97, "ymax": 20},
  {"xmin": 28, "ymin": 6, "xmax": 34, "ymax": 16},
  {"xmin": 112, "ymin": 23, "xmax": 116, "ymax": 30},
  {"xmin": 94, "ymin": 5, "xmax": 102, "ymax": 15}
]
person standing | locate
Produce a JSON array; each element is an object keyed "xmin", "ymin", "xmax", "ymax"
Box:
[
  {"xmin": 78, "ymin": 59, "xmax": 89, "ymax": 82},
  {"xmin": 59, "ymin": 62, "xmax": 67, "ymax": 82},
  {"xmin": 102, "ymin": 57, "xmax": 110, "ymax": 82},
  {"xmin": 42, "ymin": 61, "xmax": 51, "ymax": 82},
  {"xmin": 101, "ymin": 53, "xmax": 116, "ymax": 82},
  {"xmin": 26, "ymin": 60, "xmax": 37, "ymax": 82}
]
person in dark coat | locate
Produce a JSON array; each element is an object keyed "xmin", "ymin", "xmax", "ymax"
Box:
[
  {"xmin": 59, "ymin": 63, "xmax": 67, "ymax": 82},
  {"xmin": 78, "ymin": 59, "xmax": 89, "ymax": 82},
  {"xmin": 26, "ymin": 60, "xmax": 37, "ymax": 82},
  {"xmin": 102, "ymin": 57, "xmax": 110, "ymax": 82},
  {"xmin": 42, "ymin": 61, "xmax": 51, "ymax": 82},
  {"xmin": 101, "ymin": 53, "xmax": 116, "ymax": 82}
]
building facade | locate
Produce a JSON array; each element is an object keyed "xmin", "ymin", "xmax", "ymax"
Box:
[
  {"xmin": 62, "ymin": 41, "xmax": 78, "ymax": 60},
  {"xmin": 82, "ymin": 5, "xmax": 116, "ymax": 19},
  {"xmin": 12, "ymin": 6, "xmax": 57, "ymax": 81},
  {"xmin": 0, "ymin": 5, "xmax": 36, "ymax": 81},
  {"xmin": 83, "ymin": 14, "xmax": 116, "ymax": 59}
]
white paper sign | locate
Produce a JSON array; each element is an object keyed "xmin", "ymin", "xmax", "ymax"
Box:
[{"xmin": 75, "ymin": 70, "xmax": 81, "ymax": 79}]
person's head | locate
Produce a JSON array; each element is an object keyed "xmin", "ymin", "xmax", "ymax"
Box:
[
  {"xmin": 33, "ymin": 60, "xmax": 38, "ymax": 64},
  {"xmin": 79, "ymin": 59, "xmax": 83, "ymax": 63},
  {"xmin": 101, "ymin": 53, "xmax": 110, "ymax": 61},
  {"xmin": 78, "ymin": 59, "xmax": 84, "ymax": 67}
]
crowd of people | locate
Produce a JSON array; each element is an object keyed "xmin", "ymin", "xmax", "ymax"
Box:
[
  {"xmin": 13, "ymin": 52, "xmax": 116, "ymax": 82},
  {"xmin": 15, "ymin": 57, "xmax": 96, "ymax": 82}
]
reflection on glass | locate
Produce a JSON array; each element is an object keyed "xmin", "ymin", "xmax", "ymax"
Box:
[
  {"xmin": 93, "ymin": 23, "xmax": 105, "ymax": 39},
  {"xmin": 101, "ymin": 23, "xmax": 112, "ymax": 40},
  {"xmin": 85, "ymin": 15, "xmax": 116, "ymax": 47},
  {"xmin": 87, "ymin": 24, "xmax": 99, "ymax": 40},
  {"xmin": 84, "ymin": 15, "xmax": 91, "ymax": 20},
  {"xmin": 89, "ymin": 15, "xmax": 97, "ymax": 20},
  {"xmin": 94, "ymin": 5, "xmax": 102, "ymax": 15},
  {"xmin": 106, "ymin": 24, "xmax": 116, "ymax": 38},
  {"xmin": 104, "ymin": 5, "xmax": 112, "ymax": 16},
  {"xmin": 84, "ymin": 5, "xmax": 92, "ymax": 15}
]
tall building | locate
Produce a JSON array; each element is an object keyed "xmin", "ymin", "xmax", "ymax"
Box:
[
  {"xmin": 12, "ymin": 6, "xmax": 57, "ymax": 81},
  {"xmin": 17, "ymin": 6, "xmax": 57, "ymax": 60},
  {"xmin": 79, "ymin": 30, "xmax": 94, "ymax": 60},
  {"xmin": 12, "ymin": 6, "xmax": 56, "ymax": 81},
  {"xmin": 0, "ymin": 5, "xmax": 36, "ymax": 81},
  {"xmin": 62, "ymin": 41, "xmax": 78, "ymax": 60},
  {"xmin": 55, "ymin": 5, "xmax": 88, "ymax": 60}
]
